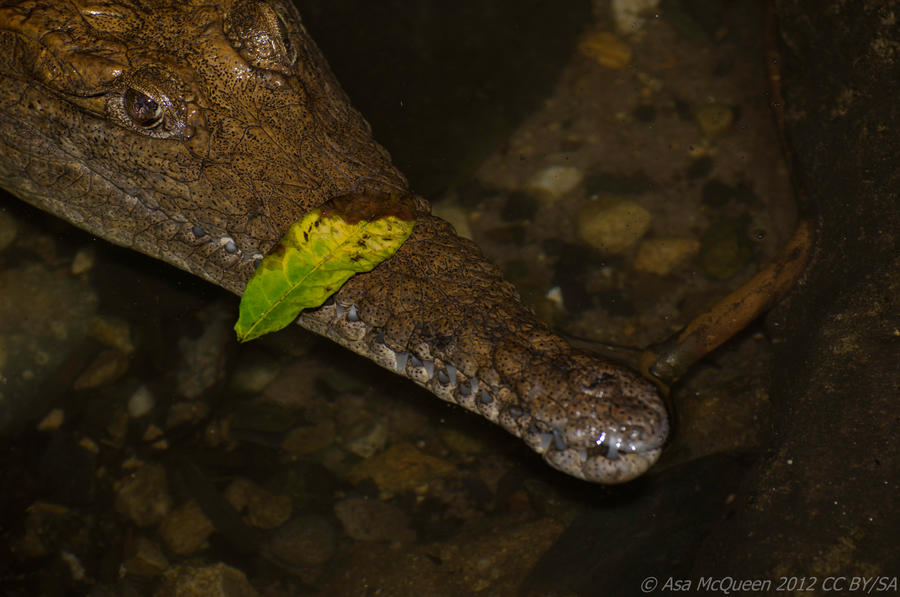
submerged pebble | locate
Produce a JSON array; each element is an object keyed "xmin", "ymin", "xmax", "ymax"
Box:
[
  {"xmin": 160, "ymin": 500, "xmax": 215, "ymax": 555},
  {"xmin": 634, "ymin": 237, "xmax": 700, "ymax": 275},
  {"xmin": 578, "ymin": 31, "xmax": 632, "ymax": 69},
  {"xmin": 156, "ymin": 563, "xmax": 258, "ymax": 597},
  {"xmin": 88, "ymin": 315, "xmax": 135, "ymax": 354},
  {"xmin": 122, "ymin": 536, "xmax": 169, "ymax": 578},
  {"xmin": 225, "ymin": 478, "xmax": 293, "ymax": 530},
  {"xmin": 526, "ymin": 166, "xmax": 583, "ymax": 201},
  {"xmin": 36, "ymin": 408, "xmax": 65, "ymax": 431},
  {"xmin": 343, "ymin": 419, "xmax": 389, "ymax": 458},
  {"xmin": 175, "ymin": 302, "xmax": 232, "ymax": 399},
  {"xmin": 611, "ymin": 0, "xmax": 662, "ymax": 35},
  {"xmin": 115, "ymin": 464, "xmax": 172, "ymax": 527},
  {"xmin": 70, "ymin": 247, "xmax": 95, "ymax": 275},
  {"xmin": 267, "ymin": 513, "xmax": 336, "ymax": 583},
  {"xmin": 229, "ymin": 360, "xmax": 282, "ymax": 394},
  {"xmin": 334, "ymin": 497, "xmax": 416, "ymax": 543},
  {"xmin": 166, "ymin": 401, "xmax": 210, "ymax": 429},
  {"xmin": 281, "ymin": 419, "xmax": 336, "ymax": 455},
  {"xmin": 695, "ymin": 103, "xmax": 735, "ymax": 137},
  {"xmin": 72, "ymin": 349, "xmax": 129, "ymax": 390},
  {"xmin": 128, "ymin": 385, "xmax": 155, "ymax": 418},
  {"xmin": 577, "ymin": 198, "xmax": 652, "ymax": 253},
  {"xmin": 347, "ymin": 442, "xmax": 456, "ymax": 497}
]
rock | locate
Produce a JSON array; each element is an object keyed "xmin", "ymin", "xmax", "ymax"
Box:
[
  {"xmin": 60, "ymin": 551, "xmax": 87, "ymax": 582},
  {"xmin": 281, "ymin": 419, "xmax": 335, "ymax": 455},
  {"xmin": 160, "ymin": 500, "xmax": 215, "ymax": 556},
  {"xmin": 634, "ymin": 237, "xmax": 701, "ymax": 275},
  {"xmin": 224, "ymin": 479, "xmax": 292, "ymax": 530},
  {"xmin": 166, "ymin": 401, "xmax": 210, "ymax": 429},
  {"xmin": 267, "ymin": 513, "xmax": 336, "ymax": 582},
  {"xmin": 334, "ymin": 497, "xmax": 416, "ymax": 543},
  {"xmin": 229, "ymin": 360, "xmax": 282, "ymax": 394},
  {"xmin": 438, "ymin": 428, "xmax": 489, "ymax": 455},
  {"xmin": 577, "ymin": 31, "xmax": 632, "ymax": 69},
  {"xmin": 342, "ymin": 419, "xmax": 388, "ymax": 458},
  {"xmin": 36, "ymin": 408, "xmax": 65, "ymax": 431},
  {"xmin": 70, "ymin": 246, "xmax": 95, "ymax": 275},
  {"xmin": 526, "ymin": 166, "xmax": 583, "ymax": 201},
  {"xmin": 175, "ymin": 301, "xmax": 232, "ymax": 399},
  {"xmin": 695, "ymin": 103, "xmax": 734, "ymax": 137},
  {"xmin": 128, "ymin": 385, "xmax": 155, "ymax": 418},
  {"xmin": 78, "ymin": 437, "xmax": 99, "ymax": 454},
  {"xmin": 577, "ymin": 198, "xmax": 652, "ymax": 254},
  {"xmin": 347, "ymin": 442, "xmax": 456, "ymax": 497},
  {"xmin": 611, "ymin": 0, "xmax": 662, "ymax": 35},
  {"xmin": 115, "ymin": 464, "xmax": 172, "ymax": 527},
  {"xmin": 694, "ymin": 0, "xmax": 900, "ymax": 581},
  {"xmin": 261, "ymin": 359, "xmax": 329, "ymax": 410},
  {"xmin": 72, "ymin": 349, "xmax": 129, "ymax": 390},
  {"xmin": 122, "ymin": 537, "xmax": 169, "ymax": 578},
  {"xmin": 88, "ymin": 316, "xmax": 135, "ymax": 354},
  {"xmin": 143, "ymin": 425, "xmax": 164, "ymax": 442},
  {"xmin": 154, "ymin": 563, "xmax": 258, "ymax": 597}
]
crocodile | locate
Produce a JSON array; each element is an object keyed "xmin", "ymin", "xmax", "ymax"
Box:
[{"xmin": 0, "ymin": 0, "xmax": 668, "ymax": 483}]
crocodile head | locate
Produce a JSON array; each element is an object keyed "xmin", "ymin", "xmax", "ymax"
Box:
[
  {"xmin": 0, "ymin": 0, "xmax": 407, "ymax": 292},
  {"xmin": 0, "ymin": 0, "xmax": 669, "ymax": 483}
]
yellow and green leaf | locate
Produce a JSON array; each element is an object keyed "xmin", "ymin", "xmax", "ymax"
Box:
[{"xmin": 235, "ymin": 192, "xmax": 417, "ymax": 342}]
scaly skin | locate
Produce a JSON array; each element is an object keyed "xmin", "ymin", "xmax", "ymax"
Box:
[{"xmin": 0, "ymin": 0, "xmax": 668, "ymax": 482}]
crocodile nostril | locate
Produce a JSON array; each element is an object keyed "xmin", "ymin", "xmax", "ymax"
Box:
[
  {"xmin": 224, "ymin": 1, "xmax": 298, "ymax": 74},
  {"xmin": 270, "ymin": 6, "xmax": 296, "ymax": 63}
]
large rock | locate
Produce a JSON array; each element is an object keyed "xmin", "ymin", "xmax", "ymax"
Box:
[{"xmin": 693, "ymin": 0, "xmax": 899, "ymax": 579}]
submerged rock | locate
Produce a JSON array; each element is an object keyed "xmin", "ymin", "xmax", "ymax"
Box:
[
  {"xmin": 526, "ymin": 166, "xmax": 583, "ymax": 201},
  {"xmin": 122, "ymin": 536, "xmax": 169, "ymax": 578},
  {"xmin": 578, "ymin": 31, "xmax": 633, "ymax": 69},
  {"xmin": 225, "ymin": 478, "xmax": 292, "ymax": 530},
  {"xmin": 577, "ymin": 198, "xmax": 652, "ymax": 254},
  {"xmin": 334, "ymin": 497, "xmax": 416, "ymax": 543},
  {"xmin": 634, "ymin": 237, "xmax": 700, "ymax": 275},
  {"xmin": 154, "ymin": 563, "xmax": 258, "ymax": 597},
  {"xmin": 115, "ymin": 464, "xmax": 172, "ymax": 528},
  {"xmin": 160, "ymin": 500, "xmax": 215, "ymax": 556}
]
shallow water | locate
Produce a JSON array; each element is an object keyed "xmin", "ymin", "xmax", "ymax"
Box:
[{"xmin": 0, "ymin": 2, "xmax": 798, "ymax": 595}]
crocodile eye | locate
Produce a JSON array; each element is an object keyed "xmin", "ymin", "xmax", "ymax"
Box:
[
  {"xmin": 108, "ymin": 66, "xmax": 188, "ymax": 139},
  {"xmin": 123, "ymin": 88, "xmax": 164, "ymax": 128}
]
